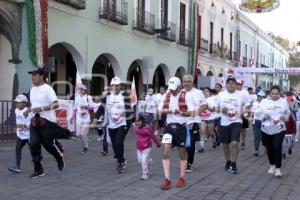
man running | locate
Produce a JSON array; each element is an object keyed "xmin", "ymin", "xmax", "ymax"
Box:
[
  {"xmin": 158, "ymin": 77, "xmax": 193, "ymax": 189},
  {"xmin": 27, "ymin": 68, "xmax": 69, "ymax": 178},
  {"xmin": 216, "ymin": 77, "xmax": 247, "ymax": 174},
  {"xmin": 182, "ymin": 75, "xmax": 206, "ymax": 172}
]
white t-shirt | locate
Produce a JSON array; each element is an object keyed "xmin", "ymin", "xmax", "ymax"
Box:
[
  {"xmin": 200, "ymin": 96, "xmax": 217, "ymax": 121},
  {"xmin": 185, "ymin": 88, "xmax": 206, "ymax": 124},
  {"xmin": 145, "ymin": 95, "xmax": 157, "ymax": 114},
  {"xmin": 75, "ymin": 94, "xmax": 93, "ymax": 124},
  {"xmin": 93, "ymin": 102, "xmax": 101, "ymax": 113},
  {"xmin": 249, "ymin": 94, "xmax": 257, "ymax": 105},
  {"xmin": 216, "ymin": 90, "xmax": 246, "ymax": 126},
  {"xmin": 30, "ymin": 83, "xmax": 58, "ymax": 122},
  {"xmin": 260, "ymin": 98, "xmax": 290, "ymax": 135},
  {"xmin": 155, "ymin": 93, "xmax": 165, "ymax": 107},
  {"xmin": 106, "ymin": 93, "xmax": 127, "ymax": 129},
  {"xmin": 238, "ymin": 89, "xmax": 251, "ymax": 107},
  {"xmin": 15, "ymin": 107, "xmax": 31, "ymax": 140},
  {"xmin": 252, "ymin": 101, "xmax": 263, "ymax": 122},
  {"xmin": 158, "ymin": 92, "xmax": 190, "ymax": 124}
]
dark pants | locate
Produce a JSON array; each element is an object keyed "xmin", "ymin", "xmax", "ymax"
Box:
[
  {"xmin": 262, "ymin": 131, "xmax": 285, "ymax": 168},
  {"xmin": 30, "ymin": 116, "xmax": 69, "ymax": 171},
  {"xmin": 97, "ymin": 127, "xmax": 108, "ymax": 153},
  {"xmin": 15, "ymin": 137, "xmax": 30, "ymax": 168},
  {"xmin": 186, "ymin": 123, "xmax": 200, "ymax": 165},
  {"xmin": 253, "ymin": 120, "xmax": 262, "ymax": 150},
  {"xmin": 108, "ymin": 125, "xmax": 129, "ymax": 164}
]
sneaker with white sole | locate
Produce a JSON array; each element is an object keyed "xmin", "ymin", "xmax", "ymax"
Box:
[
  {"xmin": 267, "ymin": 165, "xmax": 276, "ymax": 174},
  {"xmin": 141, "ymin": 174, "xmax": 149, "ymax": 180},
  {"xmin": 8, "ymin": 166, "xmax": 21, "ymax": 173},
  {"xmin": 274, "ymin": 168, "xmax": 282, "ymax": 177}
]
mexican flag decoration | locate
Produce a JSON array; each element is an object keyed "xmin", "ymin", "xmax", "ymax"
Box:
[{"xmin": 26, "ymin": 0, "xmax": 48, "ymax": 67}]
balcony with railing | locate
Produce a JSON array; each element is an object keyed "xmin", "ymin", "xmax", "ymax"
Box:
[
  {"xmin": 209, "ymin": 43, "xmax": 218, "ymax": 56},
  {"xmin": 178, "ymin": 29, "xmax": 191, "ymax": 47},
  {"xmin": 242, "ymin": 56, "xmax": 247, "ymax": 66},
  {"xmin": 133, "ymin": 8, "xmax": 155, "ymax": 35},
  {"xmin": 54, "ymin": 0, "xmax": 86, "ymax": 9},
  {"xmin": 200, "ymin": 38, "xmax": 209, "ymax": 52},
  {"xmin": 99, "ymin": 0, "xmax": 128, "ymax": 25},
  {"xmin": 157, "ymin": 20, "xmax": 176, "ymax": 42}
]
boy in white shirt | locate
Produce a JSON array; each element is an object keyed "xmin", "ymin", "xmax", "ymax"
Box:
[{"xmin": 8, "ymin": 94, "xmax": 32, "ymax": 173}]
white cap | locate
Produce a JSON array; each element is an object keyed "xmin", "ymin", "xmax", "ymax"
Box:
[
  {"xmin": 168, "ymin": 77, "xmax": 181, "ymax": 90},
  {"xmin": 147, "ymin": 88, "xmax": 153, "ymax": 95},
  {"xmin": 110, "ymin": 76, "xmax": 121, "ymax": 85},
  {"xmin": 236, "ymin": 79, "xmax": 244, "ymax": 85},
  {"xmin": 14, "ymin": 94, "xmax": 28, "ymax": 103},
  {"xmin": 79, "ymin": 84, "xmax": 87, "ymax": 90},
  {"xmin": 257, "ymin": 90, "xmax": 266, "ymax": 97}
]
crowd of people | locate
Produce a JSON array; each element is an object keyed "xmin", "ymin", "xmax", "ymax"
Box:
[{"xmin": 7, "ymin": 68, "xmax": 300, "ymax": 190}]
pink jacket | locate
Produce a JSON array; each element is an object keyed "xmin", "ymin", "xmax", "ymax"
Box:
[{"xmin": 134, "ymin": 124, "xmax": 161, "ymax": 150}]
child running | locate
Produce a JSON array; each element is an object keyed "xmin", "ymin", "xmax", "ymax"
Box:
[
  {"xmin": 134, "ymin": 115, "xmax": 161, "ymax": 180},
  {"xmin": 8, "ymin": 94, "xmax": 32, "ymax": 173}
]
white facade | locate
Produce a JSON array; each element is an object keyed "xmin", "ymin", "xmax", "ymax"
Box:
[
  {"xmin": 197, "ymin": 0, "xmax": 237, "ymax": 77},
  {"xmin": 47, "ymin": 0, "xmax": 192, "ymax": 98}
]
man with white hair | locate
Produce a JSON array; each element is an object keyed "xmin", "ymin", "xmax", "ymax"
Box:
[
  {"xmin": 158, "ymin": 77, "xmax": 193, "ymax": 190},
  {"xmin": 182, "ymin": 75, "xmax": 207, "ymax": 173}
]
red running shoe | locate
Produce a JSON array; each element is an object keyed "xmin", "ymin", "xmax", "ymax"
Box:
[
  {"xmin": 176, "ymin": 177, "xmax": 186, "ymax": 188},
  {"xmin": 160, "ymin": 179, "xmax": 171, "ymax": 190}
]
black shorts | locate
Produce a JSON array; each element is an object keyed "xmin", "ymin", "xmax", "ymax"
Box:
[
  {"xmin": 188, "ymin": 123, "xmax": 200, "ymax": 142},
  {"xmin": 242, "ymin": 117, "xmax": 249, "ymax": 129},
  {"xmin": 164, "ymin": 123, "xmax": 186, "ymax": 147},
  {"xmin": 220, "ymin": 123, "xmax": 242, "ymax": 144}
]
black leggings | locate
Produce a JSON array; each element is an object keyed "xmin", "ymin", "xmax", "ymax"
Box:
[
  {"xmin": 261, "ymin": 131, "xmax": 285, "ymax": 168},
  {"xmin": 108, "ymin": 125, "xmax": 129, "ymax": 164},
  {"xmin": 15, "ymin": 138, "xmax": 30, "ymax": 168}
]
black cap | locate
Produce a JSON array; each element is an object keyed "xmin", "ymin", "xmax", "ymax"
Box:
[
  {"xmin": 226, "ymin": 76, "xmax": 237, "ymax": 83},
  {"xmin": 28, "ymin": 68, "xmax": 46, "ymax": 76}
]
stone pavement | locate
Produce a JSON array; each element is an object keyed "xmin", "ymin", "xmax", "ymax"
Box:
[{"xmin": 0, "ymin": 129, "xmax": 300, "ymax": 200}]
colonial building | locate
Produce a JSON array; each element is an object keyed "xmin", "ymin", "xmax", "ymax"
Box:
[
  {"xmin": 47, "ymin": 0, "xmax": 194, "ymax": 99},
  {"xmin": 197, "ymin": 0, "xmax": 238, "ymax": 78}
]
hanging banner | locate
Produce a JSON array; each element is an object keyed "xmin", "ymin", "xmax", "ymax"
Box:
[{"xmin": 232, "ymin": 67, "xmax": 300, "ymax": 75}]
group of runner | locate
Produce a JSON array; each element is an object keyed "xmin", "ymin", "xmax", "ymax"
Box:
[{"xmin": 8, "ymin": 68, "xmax": 298, "ymax": 189}]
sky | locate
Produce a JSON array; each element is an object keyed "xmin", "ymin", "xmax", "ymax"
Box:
[{"xmin": 233, "ymin": 0, "xmax": 300, "ymax": 43}]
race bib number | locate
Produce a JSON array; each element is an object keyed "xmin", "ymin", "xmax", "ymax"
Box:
[{"xmin": 162, "ymin": 133, "xmax": 172, "ymax": 144}]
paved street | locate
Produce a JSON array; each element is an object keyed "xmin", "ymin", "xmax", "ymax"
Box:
[{"xmin": 0, "ymin": 129, "xmax": 300, "ymax": 200}]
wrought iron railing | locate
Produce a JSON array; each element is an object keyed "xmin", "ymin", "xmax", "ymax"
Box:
[
  {"xmin": 178, "ymin": 28, "xmax": 191, "ymax": 46},
  {"xmin": 157, "ymin": 20, "xmax": 176, "ymax": 42},
  {"xmin": 133, "ymin": 8, "xmax": 155, "ymax": 35},
  {"xmin": 0, "ymin": 100, "xmax": 15, "ymax": 141},
  {"xmin": 99, "ymin": 0, "xmax": 128, "ymax": 25},
  {"xmin": 54, "ymin": 0, "xmax": 86, "ymax": 9},
  {"xmin": 200, "ymin": 38, "xmax": 209, "ymax": 52},
  {"xmin": 209, "ymin": 43, "xmax": 218, "ymax": 56}
]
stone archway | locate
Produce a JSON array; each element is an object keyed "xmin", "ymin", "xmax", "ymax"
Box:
[
  {"xmin": 207, "ymin": 70, "xmax": 214, "ymax": 76},
  {"xmin": 48, "ymin": 42, "xmax": 85, "ymax": 98},
  {"xmin": 127, "ymin": 60, "xmax": 144, "ymax": 100},
  {"xmin": 0, "ymin": 1, "xmax": 22, "ymax": 64},
  {"xmin": 91, "ymin": 53, "xmax": 121, "ymax": 96},
  {"xmin": 152, "ymin": 64, "xmax": 170, "ymax": 93},
  {"xmin": 175, "ymin": 66, "xmax": 187, "ymax": 81}
]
